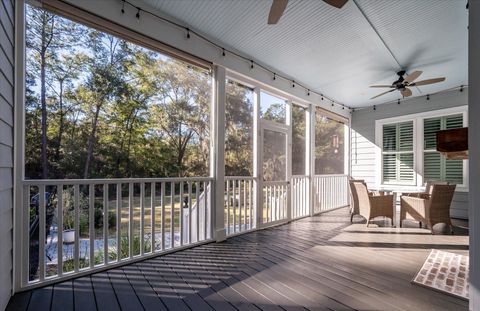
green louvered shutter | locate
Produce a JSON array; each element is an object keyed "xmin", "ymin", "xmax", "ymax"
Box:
[
  {"xmin": 383, "ymin": 154, "xmax": 397, "ymax": 183},
  {"xmin": 423, "ymin": 114, "xmax": 463, "ymax": 184}
]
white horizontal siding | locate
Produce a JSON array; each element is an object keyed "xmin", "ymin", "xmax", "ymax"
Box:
[
  {"xmin": 0, "ymin": 0, "xmax": 14, "ymax": 309},
  {"xmin": 351, "ymin": 89, "xmax": 469, "ymax": 219}
]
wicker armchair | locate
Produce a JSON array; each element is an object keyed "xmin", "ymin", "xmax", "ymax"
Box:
[
  {"xmin": 400, "ymin": 184, "xmax": 456, "ymax": 233},
  {"xmin": 349, "ymin": 181, "xmax": 394, "ymax": 226},
  {"xmin": 348, "ymin": 179, "xmax": 364, "ymax": 222},
  {"xmin": 402, "ymin": 180, "xmax": 448, "ymax": 198}
]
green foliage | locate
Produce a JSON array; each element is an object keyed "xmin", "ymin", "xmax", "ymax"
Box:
[
  {"xmin": 225, "ymin": 80, "xmax": 254, "ymax": 176},
  {"xmin": 108, "ymin": 235, "xmax": 152, "ymax": 260},
  {"xmin": 25, "ymin": 4, "xmax": 211, "ymax": 180},
  {"xmin": 314, "ymin": 111, "xmax": 345, "ymax": 174}
]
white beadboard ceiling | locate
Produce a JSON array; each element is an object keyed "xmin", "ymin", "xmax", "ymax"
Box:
[{"xmin": 138, "ymin": 0, "xmax": 468, "ymax": 108}]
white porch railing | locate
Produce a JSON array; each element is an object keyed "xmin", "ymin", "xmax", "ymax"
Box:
[
  {"xmin": 224, "ymin": 177, "xmax": 255, "ymax": 236},
  {"xmin": 313, "ymin": 174, "xmax": 349, "ymax": 213},
  {"xmin": 22, "ymin": 177, "xmax": 213, "ymax": 288},
  {"xmin": 262, "ymin": 181, "xmax": 288, "ymax": 225},
  {"xmin": 22, "ymin": 174, "xmax": 348, "ymax": 288},
  {"xmin": 291, "ymin": 175, "xmax": 309, "ymax": 219}
]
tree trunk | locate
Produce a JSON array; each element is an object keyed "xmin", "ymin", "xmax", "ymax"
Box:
[
  {"xmin": 83, "ymin": 104, "xmax": 101, "ymax": 179},
  {"xmin": 55, "ymin": 80, "xmax": 64, "ymax": 163},
  {"xmin": 40, "ymin": 42, "xmax": 48, "ymax": 179}
]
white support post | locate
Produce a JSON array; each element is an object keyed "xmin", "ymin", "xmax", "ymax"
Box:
[
  {"xmin": 345, "ymin": 118, "xmax": 351, "ymax": 207},
  {"xmin": 253, "ymin": 87, "xmax": 261, "ymax": 229},
  {"xmin": 286, "ymin": 101, "xmax": 293, "ymax": 221},
  {"xmin": 13, "ymin": 0, "xmax": 26, "ymax": 292},
  {"xmin": 212, "ymin": 65, "xmax": 226, "ymax": 242},
  {"xmin": 308, "ymin": 105, "xmax": 316, "ymax": 216}
]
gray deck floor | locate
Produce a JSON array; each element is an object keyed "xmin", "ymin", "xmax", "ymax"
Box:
[{"xmin": 7, "ymin": 207, "xmax": 469, "ymax": 311}]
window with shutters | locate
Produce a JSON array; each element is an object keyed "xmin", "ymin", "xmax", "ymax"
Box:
[
  {"xmin": 423, "ymin": 114, "xmax": 464, "ymax": 184},
  {"xmin": 382, "ymin": 121, "xmax": 415, "ymax": 184},
  {"xmin": 376, "ymin": 106, "xmax": 467, "ymax": 190}
]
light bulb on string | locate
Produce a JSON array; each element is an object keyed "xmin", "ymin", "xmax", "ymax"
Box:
[{"xmin": 136, "ymin": 7, "xmax": 140, "ymax": 20}]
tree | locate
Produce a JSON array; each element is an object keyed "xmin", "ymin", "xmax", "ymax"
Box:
[
  {"xmin": 80, "ymin": 32, "xmax": 129, "ymax": 178},
  {"xmin": 225, "ymin": 80, "xmax": 254, "ymax": 176},
  {"xmin": 292, "ymin": 105, "xmax": 307, "ymax": 175},
  {"xmin": 25, "ymin": 4, "xmax": 213, "ymax": 180},
  {"xmin": 151, "ymin": 60, "xmax": 211, "ymax": 177},
  {"xmin": 26, "ymin": 6, "xmax": 80, "ymax": 178},
  {"xmin": 314, "ymin": 111, "xmax": 345, "ymax": 174}
]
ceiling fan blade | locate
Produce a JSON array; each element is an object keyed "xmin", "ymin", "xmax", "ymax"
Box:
[
  {"xmin": 370, "ymin": 89, "xmax": 395, "ymax": 99},
  {"xmin": 323, "ymin": 0, "xmax": 348, "ymax": 9},
  {"xmin": 369, "ymin": 85, "xmax": 395, "ymax": 88},
  {"xmin": 410, "ymin": 77, "xmax": 446, "ymax": 87},
  {"xmin": 401, "ymin": 88, "xmax": 412, "ymax": 97},
  {"xmin": 268, "ymin": 0, "xmax": 288, "ymax": 24},
  {"xmin": 404, "ymin": 70, "xmax": 423, "ymax": 83}
]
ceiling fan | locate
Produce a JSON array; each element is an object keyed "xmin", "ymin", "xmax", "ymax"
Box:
[
  {"xmin": 370, "ymin": 70, "xmax": 446, "ymax": 99},
  {"xmin": 268, "ymin": 0, "xmax": 348, "ymax": 24}
]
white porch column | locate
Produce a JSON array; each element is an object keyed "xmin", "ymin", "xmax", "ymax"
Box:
[
  {"xmin": 469, "ymin": 1, "xmax": 480, "ymax": 309},
  {"xmin": 286, "ymin": 101, "xmax": 292, "ymax": 221},
  {"xmin": 212, "ymin": 65, "xmax": 226, "ymax": 242},
  {"xmin": 253, "ymin": 87, "xmax": 261, "ymax": 229},
  {"xmin": 307, "ymin": 105, "xmax": 316, "ymax": 216}
]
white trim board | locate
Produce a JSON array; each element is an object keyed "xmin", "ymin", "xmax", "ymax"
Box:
[{"xmin": 374, "ymin": 105, "xmax": 468, "ymax": 191}]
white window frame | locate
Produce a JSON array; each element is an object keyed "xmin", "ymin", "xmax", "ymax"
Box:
[{"xmin": 375, "ymin": 105, "xmax": 468, "ymax": 191}]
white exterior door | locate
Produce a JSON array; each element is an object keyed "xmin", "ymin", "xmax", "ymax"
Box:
[{"xmin": 259, "ymin": 120, "xmax": 291, "ymax": 228}]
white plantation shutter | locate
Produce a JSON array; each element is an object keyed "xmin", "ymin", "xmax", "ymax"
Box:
[
  {"xmin": 423, "ymin": 114, "xmax": 463, "ymax": 184},
  {"xmin": 382, "ymin": 121, "xmax": 414, "ymax": 184}
]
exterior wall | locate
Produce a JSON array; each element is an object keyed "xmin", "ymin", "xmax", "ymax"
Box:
[
  {"xmin": 0, "ymin": 0, "xmax": 14, "ymax": 308},
  {"xmin": 351, "ymin": 89, "xmax": 469, "ymax": 219},
  {"xmin": 469, "ymin": 0, "xmax": 480, "ymax": 308}
]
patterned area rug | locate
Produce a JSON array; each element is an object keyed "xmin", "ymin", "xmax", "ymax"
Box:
[{"xmin": 412, "ymin": 249, "xmax": 469, "ymax": 300}]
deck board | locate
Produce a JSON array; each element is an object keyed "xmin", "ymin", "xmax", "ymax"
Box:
[{"xmin": 6, "ymin": 207, "xmax": 469, "ymax": 311}]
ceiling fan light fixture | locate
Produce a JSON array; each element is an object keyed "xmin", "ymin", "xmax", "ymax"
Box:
[{"xmin": 370, "ymin": 70, "xmax": 445, "ymax": 100}]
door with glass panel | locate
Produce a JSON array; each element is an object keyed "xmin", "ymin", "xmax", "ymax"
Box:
[{"xmin": 260, "ymin": 122, "xmax": 290, "ymax": 227}]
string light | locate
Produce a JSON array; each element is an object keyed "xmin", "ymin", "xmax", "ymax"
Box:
[
  {"xmin": 118, "ymin": 0, "xmax": 352, "ymax": 110},
  {"xmin": 135, "ymin": 7, "xmax": 140, "ymax": 20},
  {"xmin": 397, "ymin": 99, "xmax": 400, "ymax": 105},
  {"xmin": 460, "ymin": 85, "xmax": 464, "ymax": 92},
  {"xmin": 342, "ymin": 105, "xmax": 345, "ymax": 110},
  {"xmin": 373, "ymin": 105, "xmax": 376, "ymax": 111},
  {"xmin": 426, "ymin": 94, "xmax": 430, "ymax": 100},
  {"xmin": 331, "ymin": 102, "xmax": 334, "ymax": 107}
]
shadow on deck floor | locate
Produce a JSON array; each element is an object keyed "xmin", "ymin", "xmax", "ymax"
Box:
[{"xmin": 7, "ymin": 207, "xmax": 469, "ymax": 311}]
